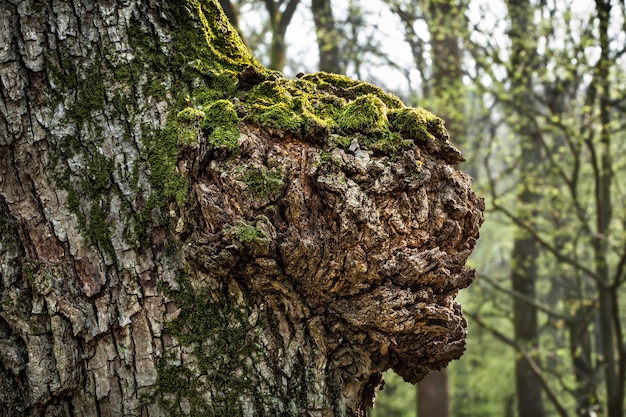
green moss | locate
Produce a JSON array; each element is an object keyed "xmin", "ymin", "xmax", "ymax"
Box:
[
  {"xmin": 336, "ymin": 94, "xmax": 388, "ymax": 133},
  {"xmin": 203, "ymin": 99, "xmax": 240, "ymax": 150},
  {"xmin": 228, "ymin": 221, "xmax": 268, "ymax": 244},
  {"xmin": 243, "ymin": 78, "xmax": 339, "ymax": 140},
  {"xmin": 190, "ymin": 67, "xmax": 240, "ymax": 104},
  {"xmin": 112, "ymin": 60, "xmax": 143, "ymax": 83},
  {"xmin": 299, "ymin": 72, "xmax": 404, "ymax": 109},
  {"xmin": 301, "ymin": 72, "xmax": 357, "ymax": 88},
  {"xmin": 252, "ymin": 102, "xmax": 301, "ymax": 132},
  {"xmin": 145, "ymin": 79, "xmax": 168, "ymax": 101},
  {"xmin": 86, "ymin": 202, "xmax": 116, "ymax": 261},
  {"xmin": 349, "ymin": 82, "xmax": 404, "ymax": 109},
  {"xmin": 71, "ymin": 63, "xmax": 106, "ymax": 124},
  {"xmin": 176, "ymin": 107, "xmax": 206, "ymax": 146},
  {"xmin": 364, "ymin": 131, "xmax": 412, "ymax": 154},
  {"xmin": 242, "ymin": 165, "xmax": 285, "ymax": 198},
  {"xmin": 140, "ymin": 123, "xmax": 188, "ymax": 228},
  {"xmin": 86, "ymin": 152, "xmax": 113, "ymax": 191},
  {"xmin": 388, "ymin": 107, "xmax": 445, "ymax": 141},
  {"xmin": 189, "ymin": 0, "xmax": 257, "ymax": 70},
  {"xmin": 50, "ymin": 136, "xmax": 118, "ymax": 262},
  {"xmin": 154, "ymin": 276, "xmax": 260, "ymax": 416},
  {"xmin": 177, "ymin": 107, "xmax": 206, "ymax": 123},
  {"xmin": 238, "ymin": 72, "xmax": 444, "ymax": 154},
  {"xmin": 328, "ymin": 133, "xmax": 352, "ymax": 148}
]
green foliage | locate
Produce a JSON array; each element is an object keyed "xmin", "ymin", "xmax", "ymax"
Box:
[{"xmin": 371, "ymin": 371, "xmax": 416, "ymax": 417}]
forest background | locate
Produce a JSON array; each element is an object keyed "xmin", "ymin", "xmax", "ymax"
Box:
[{"xmin": 216, "ymin": 0, "xmax": 626, "ymax": 416}]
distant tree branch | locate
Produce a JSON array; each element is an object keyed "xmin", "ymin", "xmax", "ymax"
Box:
[
  {"xmin": 466, "ymin": 311, "xmax": 569, "ymax": 417},
  {"xmin": 480, "ymin": 274, "xmax": 572, "ymax": 322}
]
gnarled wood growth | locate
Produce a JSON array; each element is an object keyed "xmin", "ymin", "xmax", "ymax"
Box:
[{"xmin": 0, "ymin": 1, "xmax": 483, "ymax": 416}]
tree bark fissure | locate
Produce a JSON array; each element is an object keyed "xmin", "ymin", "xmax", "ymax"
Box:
[{"xmin": 0, "ymin": 1, "xmax": 483, "ymax": 416}]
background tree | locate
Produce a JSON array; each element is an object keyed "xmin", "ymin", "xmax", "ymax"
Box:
[
  {"xmin": 466, "ymin": 0, "xmax": 626, "ymax": 416},
  {"xmin": 262, "ymin": 0, "xmax": 301, "ymax": 70},
  {"xmin": 504, "ymin": 1, "xmax": 545, "ymax": 415},
  {"xmin": 311, "ymin": 0, "xmax": 342, "ymax": 73}
]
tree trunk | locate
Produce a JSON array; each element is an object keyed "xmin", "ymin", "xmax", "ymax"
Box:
[
  {"xmin": 0, "ymin": 1, "xmax": 483, "ymax": 416},
  {"xmin": 592, "ymin": 2, "xmax": 622, "ymax": 416},
  {"xmin": 264, "ymin": 0, "xmax": 301, "ymax": 71},
  {"xmin": 417, "ymin": 1, "xmax": 468, "ymax": 414},
  {"xmin": 504, "ymin": 1, "xmax": 545, "ymax": 416},
  {"xmin": 417, "ymin": 369, "xmax": 449, "ymax": 417},
  {"xmin": 425, "ymin": 0, "xmax": 466, "ymax": 143},
  {"xmin": 311, "ymin": 0, "xmax": 341, "ymax": 73}
]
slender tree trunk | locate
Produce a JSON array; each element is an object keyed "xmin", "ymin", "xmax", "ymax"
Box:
[
  {"xmin": 311, "ymin": 0, "xmax": 341, "ymax": 73},
  {"xmin": 0, "ymin": 1, "xmax": 483, "ymax": 416},
  {"xmin": 504, "ymin": 1, "xmax": 545, "ymax": 416},
  {"xmin": 592, "ymin": 2, "xmax": 621, "ymax": 416},
  {"xmin": 417, "ymin": 369, "xmax": 449, "ymax": 417},
  {"xmin": 568, "ymin": 311, "xmax": 597, "ymax": 416},
  {"xmin": 416, "ymin": 2, "xmax": 468, "ymax": 414},
  {"xmin": 425, "ymin": 0, "xmax": 466, "ymax": 143},
  {"xmin": 264, "ymin": 0, "xmax": 301, "ymax": 71}
]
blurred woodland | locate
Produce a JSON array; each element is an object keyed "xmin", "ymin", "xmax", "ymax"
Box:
[{"xmin": 218, "ymin": 0, "xmax": 626, "ymax": 416}]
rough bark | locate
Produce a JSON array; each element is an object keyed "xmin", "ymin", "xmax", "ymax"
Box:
[{"xmin": 0, "ymin": 1, "xmax": 483, "ymax": 416}]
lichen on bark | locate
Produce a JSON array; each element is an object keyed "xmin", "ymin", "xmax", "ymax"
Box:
[{"xmin": 0, "ymin": 1, "xmax": 483, "ymax": 416}]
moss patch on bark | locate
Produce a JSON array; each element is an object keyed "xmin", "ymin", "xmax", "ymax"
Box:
[{"xmin": 155, "ymin": 277, "xmax": 261, "ymax": 416}]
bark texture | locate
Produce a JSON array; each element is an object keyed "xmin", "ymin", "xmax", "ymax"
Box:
[{"xmin": 0, "ymin": 1, "xmax": 483, "ymax": 416}]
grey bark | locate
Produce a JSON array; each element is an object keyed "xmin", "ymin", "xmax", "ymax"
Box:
[{"xmin": 0, "ymin": 1, "xmax": 483, "ymax": 416}]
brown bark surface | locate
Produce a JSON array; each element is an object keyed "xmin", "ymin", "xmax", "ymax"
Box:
[{"xmin": 0, "ymin": 1, "xmax": 483, "ymax": 416}]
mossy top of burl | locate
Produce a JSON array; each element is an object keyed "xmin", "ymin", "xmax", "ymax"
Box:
[
  {"xmin": 241, "ymin": 70, "xmax": 456, "ymax": 155},
  {"xmin": 178, "ymin": 65, "xmax": 463, "ymax": 162}
]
